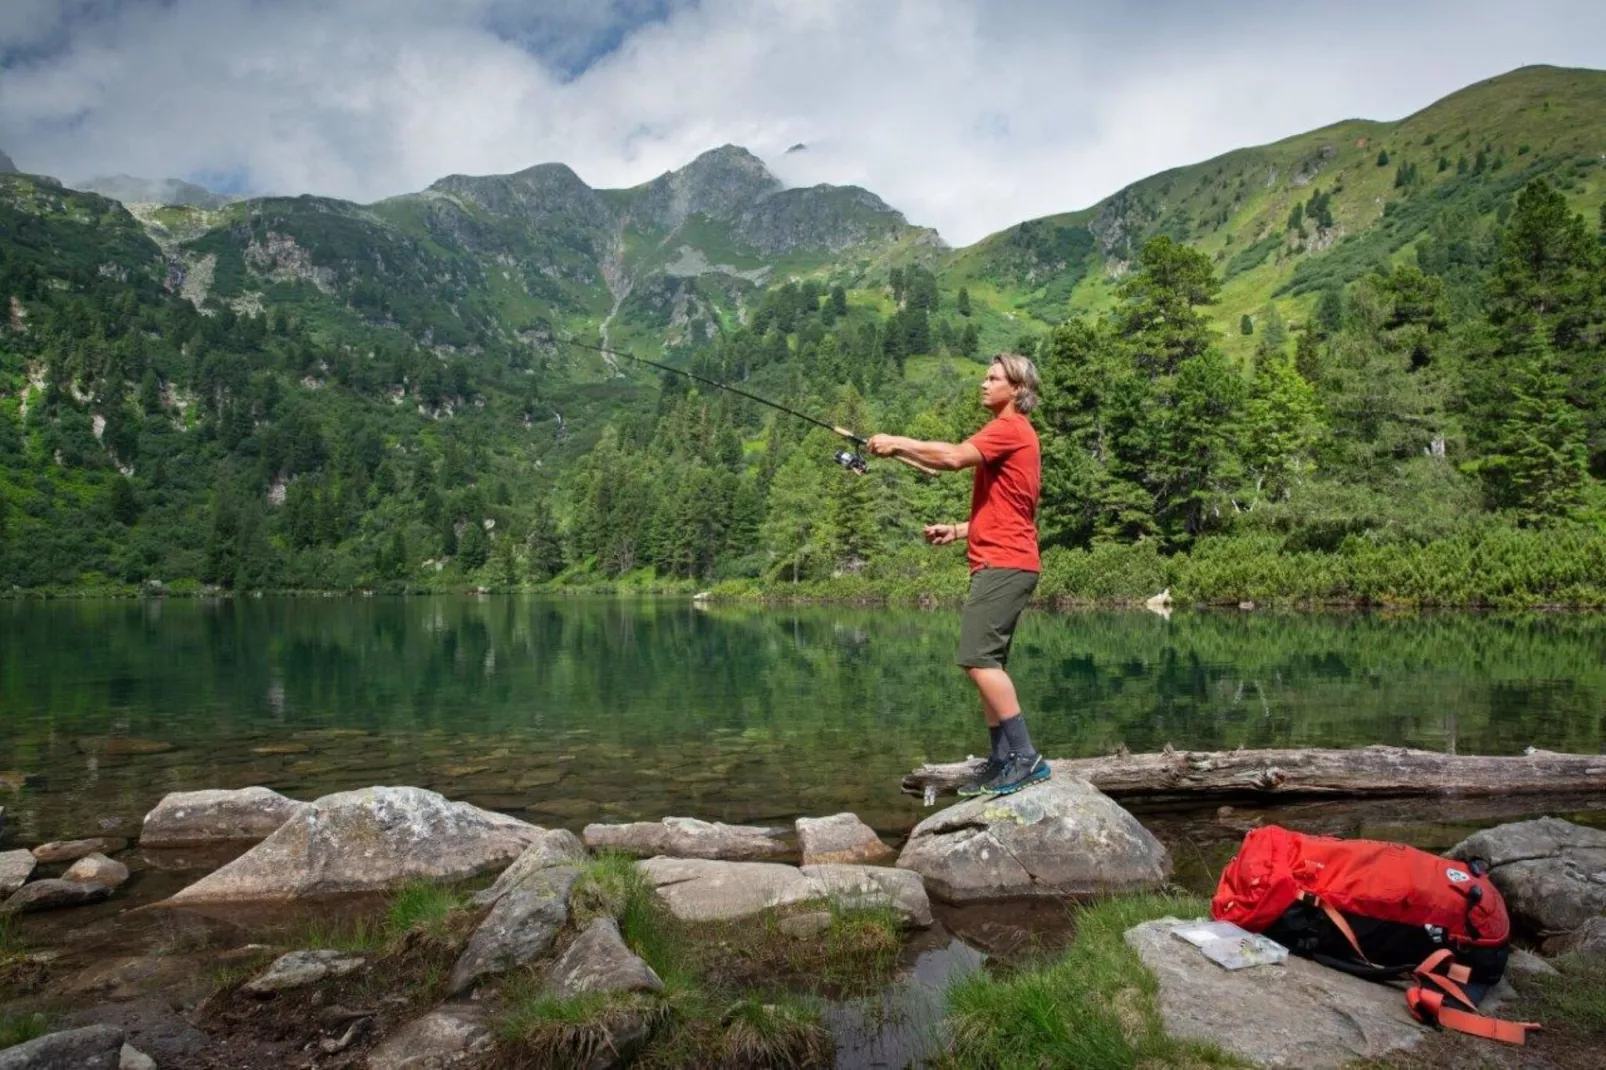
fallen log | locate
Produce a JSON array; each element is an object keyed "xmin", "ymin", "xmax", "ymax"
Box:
[{"xmin": 901, "ymin": 745, "xmax": 1606, "ymax": 802}]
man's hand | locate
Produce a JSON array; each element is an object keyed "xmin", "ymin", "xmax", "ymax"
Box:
[
  {"xmin": 924, "ymin": 523, "xmax": 959, "ymax": 546},
  {"xmin": 866, "ymin": 434, "xmax": 900, "ymax": 457}
]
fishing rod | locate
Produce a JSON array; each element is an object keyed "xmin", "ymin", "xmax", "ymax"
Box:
[{"xmin": 560, "ymin": 335, "xmax": 937, "ymax": 477}]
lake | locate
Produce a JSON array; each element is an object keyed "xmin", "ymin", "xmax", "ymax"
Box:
[{"xmin": 2, "ymin": 597, "xmax": 1604, "ymax": 848}]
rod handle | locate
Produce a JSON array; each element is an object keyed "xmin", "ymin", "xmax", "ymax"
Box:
[{"xmin": 893, "ymin": 455, "xmax": 941, "ymax": 477}]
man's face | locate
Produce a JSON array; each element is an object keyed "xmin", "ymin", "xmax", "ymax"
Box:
[{"xmin": 980, "ymin": 363, "xmax": 1017, "ymax": 413}]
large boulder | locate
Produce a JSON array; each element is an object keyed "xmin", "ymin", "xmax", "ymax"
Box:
[
  {"xmin": 1127, "ymin": 918, "xmax": 1430, "ymax": 1067},
  {"xmin": 163, "ymin": 787, "xmax": 545, "ymax": 904},
  {"xmin": 637, "ymin": 858, "xmax": 932, "ymax": 926},
  {"xmin": 449, "ymin": 834, "xmax": 582, "ymax": 995},
  {"xmin": 796, "ymin": 813, "xmax": 894, "ymax": 866},
  {"xmin": 365, "ymin": 1004, "xmax": 492, "ymax": 1070},
  {"xmin": 895, "ymin": 777, "xmax": 1171, "ymax": 903},
  {"xmin": 0, "ymin": 1025, "xmax": 124, "ymax": 1070},
  {"xmin": 1449, "ymin": 817, "xmax": 1606, "ymax": 933},
  {"xmin": 140, "ymin": 787, "xmax": 309, "ymax": 848},
  {"xmin": 2, "ymin": 878, "xmax": 112, "ymax": 915},
  {"xmin": 583, "ymin": 817, "xmax": 789, "ymax": 861},
  {"xmin": 0, "ymin": 848, "xmax": 34, "ymax": 895},
  {"xmin": 547, "ymin": 917, "xmax": 663, "ymax": 998}
]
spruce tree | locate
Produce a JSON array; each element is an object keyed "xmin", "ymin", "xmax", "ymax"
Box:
[
  {"xmin": 956, "ymin": 287, "xmax": 972, "ymax": 317},
  {"xmin": 1466, "ymin": 330, "xmax": 1589, "ymax": 523},
  {"xmin": 1241, "ymin": 314, "xmax": 1254, "ymax": 336}
]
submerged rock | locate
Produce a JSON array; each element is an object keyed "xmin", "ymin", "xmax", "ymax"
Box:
[
  {"xmin": 895, "ymin": 777, "xmax": 1171, "ymax": 903},
  {"xmin": 450, "ymin": 835, "xmax": 581, "ymax": 994},
  {"xmin": 1127, "ymin": 917, "xmax": 1429, "ymax": 1067},
  {"xmin": 163, "ymin": 786, "xmax": 544, "ymax": 903},
  {"xmin": 139, "ymin": 786, "xmax": 309, "ymax": 848},
  {"xmin": 1449, "ymin": 817, "xmax": 1606, "ymax": 933},
  {"xmin": 244, "ymin": 949, "xmax": 367, "ymax": 995},
  {"xmin": 365, "ymin": 1004, "xmax": 492, "ymax": 1070},
  {"xmin": 32, "ymin": 838, "xmax": 127, "ymax": 864},
  {"xmin": 0, "ymin": 848, "xmax": 35, "ymax": 895},
  {"xmin": 62, "ymin": 853, "xmax": 129, "ymax": 890},
  {"xmin": 583, "ymin": 816, "xmax": 790, "ymax": 861},
  {"xmin": 547, "ymin": 917, "xmax": 663, "ymax": 998},
  {"xmin": 796, "ymin": 813, "xmax": 894, "ymax": 866},
  {"xmin": 799, "ymin": 864, "xmax": 932, "ymax": 927},
  {"xmin": 0, "ymin": 1024, "xmax": 124, "ymax": 1070},
  {"xmin": 2, "ymin": 878, "xmax": 112, "ymax": 915}
]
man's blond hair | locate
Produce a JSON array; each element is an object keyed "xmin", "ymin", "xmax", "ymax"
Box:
[{"xmin": 993, "ymin": 353, "xmax": 1040, "ymax": 414}]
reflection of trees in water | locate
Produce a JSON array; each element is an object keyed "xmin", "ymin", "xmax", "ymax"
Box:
[{"xmin": 3, "ymin": 601, "xmax": 1604, "ymax": 766}]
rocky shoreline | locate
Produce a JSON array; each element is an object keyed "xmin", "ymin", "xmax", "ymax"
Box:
[{"xmin": 1, "ymin": 779, "xmax": 1603, "ymax": 1068}]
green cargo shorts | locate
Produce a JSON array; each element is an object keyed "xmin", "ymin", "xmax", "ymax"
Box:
[{"xmin": 957, "ymin": 567, "xmax": 1039, "ymax": 669}]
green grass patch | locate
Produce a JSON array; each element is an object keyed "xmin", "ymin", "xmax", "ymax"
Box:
[
  {"xmin": 0, "ymin": 1012, "xmax": 50, "ymax": 1051},
  {"xmin": 1527, "ymin": 952, "xmax": 1606, "ymax": 1033},
  {"xmin": 939, "ymin": 893, "xmax": 1244, "ymax": 1070}
]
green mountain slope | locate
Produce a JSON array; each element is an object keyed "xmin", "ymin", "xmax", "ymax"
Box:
[{"xmin": 946, "ymin": 65, "xmax": 1606, "ymax": 357}]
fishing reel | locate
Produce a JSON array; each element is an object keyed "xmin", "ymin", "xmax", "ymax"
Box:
[{"xmin": 833, "ymin": 449, "xmax": 870, "ymax": 475}]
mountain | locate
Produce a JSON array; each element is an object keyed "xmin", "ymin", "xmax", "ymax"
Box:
[
  {"xmin": 0, "ymin": 147, "xmax": 15, "ymax": 173},
  {"xmin": 75, "ymin": 174, "xmax": 235, "ymax": 209},
  {"xmin": 945, "ymin": 64, "xmax": 1606, "ymax": 355}
]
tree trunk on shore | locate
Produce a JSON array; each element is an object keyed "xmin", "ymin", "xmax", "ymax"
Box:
[{"xmin": 902, "ymin": 745, "xmax": 1606, "ymax": 802}]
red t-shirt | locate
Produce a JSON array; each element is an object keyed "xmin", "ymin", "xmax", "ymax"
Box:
[{"xmin": 965, "ymin": 409, "xmax": 1041, "ymax": 573}]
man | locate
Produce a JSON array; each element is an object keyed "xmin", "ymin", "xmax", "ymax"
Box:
[{"xmin": 867, "ymin": 353, "xmax": 1048, "ymax": 796}]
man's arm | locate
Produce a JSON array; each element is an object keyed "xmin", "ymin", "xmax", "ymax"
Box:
[{"xmin": 865, "ymin": 434, "xmax": 983, "ymax": 471}]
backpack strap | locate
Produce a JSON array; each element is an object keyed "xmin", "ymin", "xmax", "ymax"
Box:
[
  {"xmin": 1300, "ymin": 892, "xmax": 1377, "ymax": 968},
  {"xmin": 1406, "ymin": 950, "xmax": 1540, "ymax": 1046}
]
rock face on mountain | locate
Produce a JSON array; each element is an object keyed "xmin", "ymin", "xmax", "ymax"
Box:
[{"xmin": 0, "ymin": 148, "xmax": 16, "ymax": 174}]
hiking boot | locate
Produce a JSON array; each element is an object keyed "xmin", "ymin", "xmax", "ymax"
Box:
[
  {"xmin": 982, "ymin": 752, "xmax": 1051, "ymax": 796},
  {"xmin": 957, "ymin": 757, "xmax": 1007, "ymax": 797}
]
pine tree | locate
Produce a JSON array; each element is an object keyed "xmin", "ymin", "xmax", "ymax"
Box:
[
  {"xmin": 458, "ymin": 519, "xmax": 490, "ymax": 571},
  {"xmin": 959, "ymin": 321, "xmax": 981, "ymax": 358},
  {"xmin": 527, "ymin": 499, "xmax": 565, "ymax": 580},
  {"xmin": 1377, "ymin": 149, "xmax": 1391, "ymax": 167},
  {"xmin": 1241, "ymin": 348, "xmax": 1325, "ymax": 503},
  {"xmin": 1256, "ymin": 305, "xmax": 1288, "ymax": 355},
  {"xmin": 1241, "ymin": 314, "xmax": 1254, "ymax": 336},
  {"xmin": 830, "ymin": 284, "xmax": 848, "ymax": 317},
  {"xmin": 1116, "ymin": 236, "xmax": 1219, "ymax": 376},
  {"xmin": 1287, "ymin": 203, "xmax": 1304, "ymax": 233},
  {"xmin": 956, "ymin": 287, "xmax": 972, "ymax": 317},
  {"xmin": 1315, "ymin": 287, "xmax": 1345, "ymax": 337},
  {"xmin": 108, "ymin": 476, "xmax": 140, "ymax": 526}
]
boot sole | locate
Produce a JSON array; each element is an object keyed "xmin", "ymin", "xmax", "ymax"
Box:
[{"xmin": 983, "ymin": 767, "xmax": 1052, "ymax": 796}]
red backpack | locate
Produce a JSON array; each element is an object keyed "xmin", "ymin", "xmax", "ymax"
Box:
[{"xmin": 1212, "ymin": 826, "xmax": 1539, "ymax": 1045}]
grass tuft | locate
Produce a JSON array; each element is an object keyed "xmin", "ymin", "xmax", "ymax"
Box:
[
  {"xmin": 494, "ymin": 989, "xmax": 668, "ymax": 1069},
  {"xmin": 720, "ymin": 995, "xmax": 834, "ymax": 1069},
  {"xmin": 0, "ymin": 1012, "xmax": 50, "ymax": 1051},
  {"xmin": 386, "ymin": 881, "xmax": 465, "ymax": 944},
  {"xmin": 940, "ymin": 893, "xmax": 1244, "ymax": 1070}
]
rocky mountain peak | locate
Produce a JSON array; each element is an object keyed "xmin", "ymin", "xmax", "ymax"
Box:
[
  {"xmin": 0, "ymin": 147, "xmax": 16, "ymax": 173},
  {"xmin": 75, "ymin": 174, "xmax": 231, "ymax": 209},
  {"xmin": 428, "ymin": 161, "xmax": 610, "ymax": 230},
  {"xmin": 633, "ymin": 144, "xmax": 782, "ymax": 231}
]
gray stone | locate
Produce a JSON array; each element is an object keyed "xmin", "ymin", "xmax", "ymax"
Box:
[
  {"xmin": 31, "ymin": 838, "xmax": 127, "ymax": 864},
  {"xmin": 638, "ymin": 857, "xmax": 816, "ymax": 921},
  {"xmin": 139, "ymin": 786, "xmax": 309, "ymax": 848},
  {"xmin": 1127, "ymin": 918, "xmax": 1429, "ymax": 1068},
  {"xmin": 1506, "ymin": 948, "xmax": 1560, "ymax": 977},
  {"xmin": 470, "ymin": 828, "xmax": 587, "ymax": 908},
  {"xmin": 450, "ymin": 863, "xmax": 578, "ymax": 994},
  {"xmin": 548, "ymin": 917, "xmax": 663, "ymax": 998},
  {"xmin": 164, "ymin": 786, "xmax": 545, "ymax": 903},
  {"xmin": 118, "ymin": 1046, "xmax": 156, "ymax": 1070},
  {"xmin": 799, "ymin": 864, "xmax": 933, "ymax": 927},
  {"xmin": 0, "ymin": 1025, "xmax": 124, "ymax": 1070},
  {"xmin": 244, "ymin": 949, "xmax": 367, "ymax": 994},
  {"xmin": 895, "ymin": 776, "xmax": 1171, "ymax": 904},
  {"xmin": 1, "ymin": 877, "xmax": 112, "ymax": 915},
  {"xmin": 796, "ymin": 813, "xmax": 894, "ymax": 866},
  {"xmin": 1449, "ymin": 817, "xmax": 1606, "ymax": 933},
  {"xmin": 778, "ymin": 911, "xmax": 832, "ymax": 937},
  {"xmin": 59, "ymin": 997, "xmax": 210, "ymax": 1064},
  {"xmin": 583, "ymin": 817, "xmax": 789, "ymax": 861},
  {"xmin": 365, "ymin": 1004, "xmax": 492, "ymax": 1070},
  {"xmin": 0, "ymin": 848, "xmax": 34, "ymax": 895},
  {"xmin": 1542, "ymin": 915, "xmax": 1606, "ymax": 960},
  {"xmin": 63, "ymin": 853, "xmax": 130, "ymax": 890}
]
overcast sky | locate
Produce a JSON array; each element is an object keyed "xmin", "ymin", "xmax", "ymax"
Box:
[{"xmin": 1, "ymin": 0, "xmax": 1603, "ymax": 245}]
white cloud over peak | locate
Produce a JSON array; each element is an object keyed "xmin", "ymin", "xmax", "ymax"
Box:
[{"xmin": 0, "ymin": 0, "xmax": 1601, "ymax": 245}]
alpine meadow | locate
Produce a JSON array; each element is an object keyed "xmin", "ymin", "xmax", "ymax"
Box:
[{"xmin": 2, "ymin": 64, "xmax": 1604, "ymax": 606}]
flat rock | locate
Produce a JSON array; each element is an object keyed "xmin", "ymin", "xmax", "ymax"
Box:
[
  {"xmin": 365, "ymin": 1004, "xmax": 492, "ymax": 1070},
  {"xmin": 32, "ymin": 838, "xmax": 127, "ymax": 864},
  {"xmin": 584, "ymin": 816, "xmax": 790, "ymax": 861},
  {"xmin": 1449, "ymin": 817, "xmax": 1606, "ymax": 933},
  {"xmin": 895, "ymin": 776, "xmax": 1171, "ymax": 904},
  {"xmin": 1127, "ymin": 918, "xmax": 1428, "ymax": 1068},
  {"xmin": 0, "ymin": 1025, "xmax": 125, "ymax": 1070},
  {"xmin": 163, "ymin": 786, "xmax": 545, "ymax": 903},
  {"xmin": 244, "ymin": 949, "xmax": 367, "ymax": 994},
  {"xmin": 638, "ymin": 857, "xmax": 817, "ymax": 921},
  {"xmin": 796, "ymin": 813, "xmax": 894, "ymax": 866},
  {"xmin": 59, "ymin": 998, "xmax": 210, "ymax": 1064},
  {"xmin": 450, "ymin": 860, "xmax": 579, "ymax": 995},
  {"xmin": 547, "ymin": 917, "xmax": 663, "ymax": 998},
  {"xmin": 469, "ymin": 828, "xmax": 587, "ymax": 908},
  {"xmin": 0, "ymin": 848, "xmax": 35, "ymax": 895},
  {"xmin": 119, "ymin": 1047, "xmax": 156, "ymax": 1070},
  {"xmin": 1542, "ymin": 915, "xmax": 1606, "ymax": 960},
  {"xmin": 2, "ymin": 877, "xmax": 112, "ymax": 915},
  {"xmin": 799, "ymin": 864, "xmax": 933, "ymax": 927},
  {"xmin": 1506, "ymin": 948, "xmax": 1560, "ymax": 977},
  {"xmin": 63, "ymin": 853, "xmax": 130, "ymax": 889},
  {"xmin": 139, "ymin": 786, "xmax": 309, "ymax": 848}
]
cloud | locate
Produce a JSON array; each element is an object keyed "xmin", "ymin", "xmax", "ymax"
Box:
[{"xmin": 1, "ymin": 0, "xmax": 1602, "ymax": 245}]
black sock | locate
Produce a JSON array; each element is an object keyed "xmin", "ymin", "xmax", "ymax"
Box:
[
  {"xmin": 988, "ymin": 724, "xmax": 1008, "ymax": 762},
  {"xmin": 1000, "ymin": 714, "xmax": 1037, "ymax": 760}
]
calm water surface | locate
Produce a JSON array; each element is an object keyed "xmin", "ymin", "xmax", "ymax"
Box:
[{"xmin": 2, "ymin": 597, "xmax": 1604, "ymax": 846}]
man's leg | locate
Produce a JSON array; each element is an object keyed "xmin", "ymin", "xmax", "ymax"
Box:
[{"xmin": 955, "ymin": 569, "xmax": 1045, "ymax": 796}]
